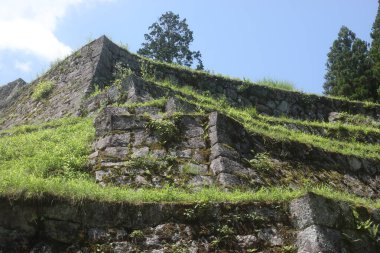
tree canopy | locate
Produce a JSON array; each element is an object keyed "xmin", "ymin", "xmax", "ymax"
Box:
[
  {"xmin": 323, "ymin": 1, "xmax": 380, "ymax": 102},
  {"xmin": 138, "ymin": 11, "xmax": 203, "ymax": 70},
  {"xmin": 370, "ymin": 0, "xmax": 380, "ymax": 100},
  {"xmin": 323, "ymin": 26, "xmax": 373, "ymax": 101}
]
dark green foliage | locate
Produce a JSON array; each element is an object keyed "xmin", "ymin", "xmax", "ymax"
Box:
[
  {"xmin": 324, "ymin": 26, "xmax": 375, "ymax": 101},
  {"xmin": 324, "ymin": 0, "xmax": 380, "ymax": 102},
  {"xmin": 370, "ymin": 0, "xmax": 380, "ymax": 100},
  {"xmin": 137, "ymin": 11, "xmax": 203, "ymax": 70}
]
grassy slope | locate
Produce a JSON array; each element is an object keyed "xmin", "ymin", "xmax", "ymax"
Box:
[
  {"xmin": 151, "ymin": 79, "xmax": 380, "ymax": 160},
  {"xmin": 0, "ymin": 105, "xmax": 378, "ymax": 208}
]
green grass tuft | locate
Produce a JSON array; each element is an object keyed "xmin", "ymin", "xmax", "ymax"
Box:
[
  {"xmin": 256, "ymin": 78, "xmax": 298, "ymax": 91},
  {"xmin": 32, "ymin": 80, "xmax": 55, "ymax": 101}
]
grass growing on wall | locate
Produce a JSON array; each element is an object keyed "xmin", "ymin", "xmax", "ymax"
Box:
[
  {"xmin": 256, "ymin": 78, "xmax": 298, "ymax": 91},
  {"xmin": 31, "ymin": 80, "xmax": 55, "ymax": 101},
  {"xmin": 0, "ymin": 117, "xmax": 378, "ymax": 208},
  {"xmin": 151, "ymin": 79, "xmax": 380, "ymax": 160}
]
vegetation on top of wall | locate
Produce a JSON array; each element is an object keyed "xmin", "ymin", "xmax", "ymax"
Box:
[
  {"xmin": 255, "ymin": 78, "xmax": 298, "ymax": 91},
  {"xmin": 131, "ymin": 47, "xmax": 380, "ymax": 109},
  {"xmin": 0, "ymin": 116, "xmax": 379, "ymax": 208},
  {"xmin": 255, "ymin": 113, "xmax": 380, "ymax": 144},
  {"xmin": 151, "ymin": 79, "xmax": 380, "ymax": 160}
]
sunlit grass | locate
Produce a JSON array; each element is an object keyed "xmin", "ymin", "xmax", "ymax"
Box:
[
  {"xmin": 0, "ymin": 116, "xmax": 378, "ymax": 208},
  {"xmin": 256, "ymin": 78, "xmax": 298, "ymax": 91},
  {"xmin": 153, "ymin": 79, "xmax": 380, "ymax": 160}
]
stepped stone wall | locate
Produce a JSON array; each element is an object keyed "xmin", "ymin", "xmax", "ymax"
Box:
[
  {"xmin": 1, "ymin": 36, "xmax": 380, "ymax": 253},
  {"xmin": 0, "ymin": 36, "xmax": 109, "ymax": 129},
  {"xmin": 291, "ymin": 193, "xmax": 380, "ymax": 253},
  {"xmin": 0, "ymin": 193, "xmax": 378, "ymax": 252},
  {"xmin": 1, "ymin": 36, "xmax": 379, "ymax": 129},
  {"xmin": 86, "ymin": 75, "xmax": 380, "ymax": 197},
  {"xmin": 90, "ymin": 37, "xmax": 380, "ymax": 121}
]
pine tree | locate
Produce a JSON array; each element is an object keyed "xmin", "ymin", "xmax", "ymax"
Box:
[
  {"xmin": 138, "ymin": 11, "xmax": 203, "ymax": 70},
  {"xmin": 369, "ymin": 0, "xmax": 380, "ymax": 101},
  {"xmin": 324, "ymin": 26, "xmax": 372, "ymax": 101}
]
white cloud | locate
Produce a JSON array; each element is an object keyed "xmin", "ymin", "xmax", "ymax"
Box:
[
  {"xmin": 14, "ymin": 61, "xmax": 32, "ymax": 73},
  {"xmin": 0, "ymin": 0, "xmax": 111, "ymax": 61}
]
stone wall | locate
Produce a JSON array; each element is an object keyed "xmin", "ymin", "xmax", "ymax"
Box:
[
  {"xmin": 0, "ymin": 36, "xmax": 109, "ymax": 129},
  {"xmin": 291, "ymin": 193, "xmax": 380, "ymax": 253},
  {"xmin": 90, "ymin": 36, "xmax": 380, "ymax": 121},
  {"xmin": 0, "ymin": 196, "xmax": 294, "ymax": 252},
  {"xmin": 0, "ymin": 193, "xmax": 378, "ymax": 252},
  {"xmin": 84, "ymin": 74, "xmax": 380, "ymax": 196},
  {"xmin": 1, "ymin": 35, "xmax": 379, "ymax": 129}
]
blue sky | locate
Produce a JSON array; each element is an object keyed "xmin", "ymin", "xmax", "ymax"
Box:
[{"xmin": 0, "ymin": 0, "xmax": 377, "ymax": 94}]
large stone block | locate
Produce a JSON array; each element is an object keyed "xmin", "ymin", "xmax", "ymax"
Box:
[
  {"xmin": 210, "ymin": 143, "xmax": 240, "ymax": 161},
  {"xmin": 210, "ymin": 156, "xmax": 248, "ymax": 175},
  {"xmin": 111, "ymin": 114, "xmax": 147, "ymax": 131},
  {"xmin": 165, "ymin": 97, "xmax": 196, "ymax": 115},
  {"xmin": 94, "ymin": 133, "xmax": 131, "ymax": 150},
  {"xmin": 297, "ymin": 225, "xmax": 342, "ymax": 253},
  {"xmin": 290, "ymin": 193, "xmax": 346, "ymax": 230},
  {"xmin": 208, "ymin": 112, "xmax": 252, "ymax": 156},
  {"xmin": 43, "ymin": 220, "xmax": 80, "ymax": 244},
  {"xmin": 217, "ymin": 173, "xmax": 241, "ymax": 187}
]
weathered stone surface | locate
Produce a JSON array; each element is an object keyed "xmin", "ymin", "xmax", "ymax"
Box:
[
  {"xmin": 217, "ymin": 173, "xmax": 241, "ymax": 187},
  {"xmin": 328, "ymin": 112, "xmax": 340, "ymax": 123},
  {"xmin": 181, "ymin": 136, "xmax": 206, "ymax": 149},
  {"xmin": 1, "ymin": 194, "xmax": 379, "ymax": 252},
  {"xmin": 94, "ymin": 107, "xmax": 130, "ymax": 137},
  {"xmin": 208, "ymin": 112, "xmax": 253, "ymax": 158},
  {"xmin": 0, "ymin": 227, "xmax": 31, "ymax": 252},
  {"xmin": 192, "ymin": 149, "xmax": 209, "ymax": 163},
  {"xmin": 94, "ymin": 133, "xmax": 131, "ymax": 150},
  {"xmin": 132, "ymin": 147, "xmax": 150, "ymax": 157},
  {"xmin": 95, "ymin": 169, "xmax": 110, "ymax": 183},
  {"xmin": 210, "ymin": 143, "xmax": 240, "ymax": 161},
  {"xmin": 176, "ymin": 149, "xmax": 192, "ymax": 159},
  {"xmin": 123, "ymin": 74, "xmax": 167, "ymax": 103},
  {"xmin": 102, "ymin": 147, "xmax": 129, "ymax": 160},
  {"xmin": 87, "ymin": 227, "xmax": 127, "ymax": 243},
  {"xmin": 210, "ymin": 156, "xmax": 248, "ymax": 175},
  {"xmin": 0, "ymin": 78, "xmax": 26, "ymax": 110},
  {"xmin": 165, "ymin": 97, "xmax": 196, "ymax": 114},
  {"xmin": 111, "ymin": 114, "xmax": 147, "ymax": 131},
  {"xmin": 236, "ymin": 234, "xmax": 259, "ymax": 248},
  {"xmin": 44, "ymin": 220, "xmax": 80, "ymax": 244},
  {"xmin": 257, "ymin": 228, "xmax": 283, "ymax": 246},
  {"xmin": 0, "ymin": 36, "xmax": 116, "ymax": 129},
  {"xmin": 184, "ymin": 126, "xmax": 204, "ymax": 139},
  {"xmin": 348, "ymin": 157, "xmax": 362, "ymax": 171},
  {"xmin": 179, "ymin": 163, "xmax": 208, "ymax": 175},
  {"xmin": 188, "ymin": 175, "xmax": 214, "ymax": 187},
  {"xmin": 297, "ymin": 225, "xmax": 341, "ymax": 253},
  {"xmin": 290, "ymin": 193, "xmax": 344, "ymax": 230},
  {"xmin": 134, "ymin": 106, "xmax": 162, "ymax": 116}
]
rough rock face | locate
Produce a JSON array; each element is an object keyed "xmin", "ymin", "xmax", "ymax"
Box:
[
  {"xmin": 0, "ymin": 36, "xmax": 110, "ymax": 129},
  {"xmin": 291, "ymin": 193, "xmax": 380, "ymax": 253},
  {"xmin": 0, "ymin": 78, "xmax": 26, "ymax": 110},
  {"xmin": 0, "ymin": 196, "xmax": 294, "ymax": 252},
  {"xmin": 0, "ymin": 193, "xmax": 379, "ymax": 252},
  {"xmin": 2, "ymin": 36, "xmax": 379, "ymax": 130},
  {"xmin": 87, "ymin": 36, "xmax": 380, "ymax": 121},
  {"xmin": 85, "ymin": 74, "xmax": 380, "ymax": 196}
]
